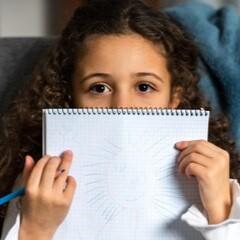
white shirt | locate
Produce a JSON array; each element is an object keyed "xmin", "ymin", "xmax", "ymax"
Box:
[
  {"xmin": 181, "ymin": 179, "xmax": 240, "ymax": 240},
  {"xmin": 1, "ymin": 179, "xmax": 240, "ymax": 240}
]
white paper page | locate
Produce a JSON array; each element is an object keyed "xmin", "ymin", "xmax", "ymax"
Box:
[{"xmin": 43, "ymin": 108, "xmax": 209, "ymax": 240}]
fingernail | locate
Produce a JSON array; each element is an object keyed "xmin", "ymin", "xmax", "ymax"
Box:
[
  {"xmin": 65, "ymin": 150, "xmax": 73, "ymax": 155},
  {"xmin": 175, "ymin": 142, "xmax": 183, "ymax": 148},
  {"xmin": 25, "ymin": 155, "xmax": 31, "ymax": 164}
]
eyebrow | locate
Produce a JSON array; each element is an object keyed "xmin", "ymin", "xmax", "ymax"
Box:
[
  {"xmin": 135, "ymin": 72, "xmax": 164, "ymax": 83},
  {"xmin": 79, "ymin": 72, "xmax": 164, "ymax": 83},
  {"xmin": 80, "ymin": 73, "xmax": 111, "ymax": 83}
]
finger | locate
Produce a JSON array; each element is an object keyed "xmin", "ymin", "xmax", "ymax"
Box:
[
  {"xmin": 27, "ymin": 155, "xmax": 51, "ymax": 189},
  {"xmin": 21, "ymin": 155, "xmax": 35, "ymax": 186},
  {"xmin": 177, "ymin": 140, "xmax": 218, "ymax": 163},
  {"xmin": 184, "ymin": 162, "xmax": 206, "ymax": 181},
  {"xmin": 176, "ymin": 140, "xmax": 220, "ymax": 153},
  {"xmin": 53, "ymin": 150, "xmax": 73, "ymax": 193},
  {"xmin": 178, "ymin": 152, "xmax": 209, "ymax": 175},
  {"xmin": 63, "ymin": 176, "xmax": 77, "ymax": 202},
  {"xmin": 55, "ymin": 150, "xmax": 73, "ymax": 178},
  {"xmin": 39, "ymin": 156, "xmax": 62, "ymax": 190}
]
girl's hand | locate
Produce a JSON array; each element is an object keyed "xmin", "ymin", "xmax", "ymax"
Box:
[
  {"xmin": 18, "ymin": 151, "xmax": 77, "ymax": 240},
  {"xmin": 175, "ymin": 140, "xmax": 232, "ymax": 224}
]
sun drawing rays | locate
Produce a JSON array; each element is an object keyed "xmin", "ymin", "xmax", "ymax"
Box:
[
  {"xmin": 80, "ymin": 130, "xmax": 185, "ymax": 226},
  {"xmin": 142, "ymin": 133, "xmax": 184, "ymax": 220},
  {"xmin": 80, "ymin": 138, "xmax": 125, "ymax": 225}
]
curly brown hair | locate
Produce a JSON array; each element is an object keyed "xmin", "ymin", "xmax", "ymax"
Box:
[{"xmin": 1, "ymin": 0, "xmax": 240, "ymax": 230}]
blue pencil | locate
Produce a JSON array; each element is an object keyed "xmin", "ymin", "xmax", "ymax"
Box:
[{"xmin": 0, "ymin": 187, "xmax": 25, "ymax": 205}]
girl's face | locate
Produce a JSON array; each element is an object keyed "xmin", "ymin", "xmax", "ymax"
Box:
[{"xmin": 72, "ymin": 34, "xmax": 181, "ymax": 108}]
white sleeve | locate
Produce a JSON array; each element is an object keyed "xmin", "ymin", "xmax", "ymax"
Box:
[
  {"xmin": 181, "ymin": 179, "xmax": 240, "ymax": 240},
  {"xmin": 1, "ymin": 203, "xmax": 20, "ymax": 240},
  {"xmin": 1, "ymin": 176, "xmax": 22, "ymax": 240}
]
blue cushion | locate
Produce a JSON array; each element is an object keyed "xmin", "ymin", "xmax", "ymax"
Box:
[{"xmin": 166, "ymin": 2, "xmax": 240, "ymax": 150}]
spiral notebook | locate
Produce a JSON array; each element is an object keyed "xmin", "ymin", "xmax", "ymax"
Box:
[{"xmin": 42, "ymin": 108, "xmax": 209, "ymax": 240}]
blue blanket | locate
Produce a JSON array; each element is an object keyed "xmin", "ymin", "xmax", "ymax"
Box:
[{"xmin": 165, "ymin": 1, "xmax": 240, "ymax": 149}]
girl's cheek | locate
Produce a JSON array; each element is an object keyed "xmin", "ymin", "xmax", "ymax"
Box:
[{"xmin": 77, "ymin": 96, "xmax": 110, "ymax": 108}]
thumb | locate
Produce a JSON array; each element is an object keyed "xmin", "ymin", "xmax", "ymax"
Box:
[{"xmin": 21, "ymin": 155, "xmax": 35, "ymax": 186}]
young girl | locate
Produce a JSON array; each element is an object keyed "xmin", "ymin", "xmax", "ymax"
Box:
[{"xmin": 1, "ymin": 0, "xmax": 240, "ymax": 239}]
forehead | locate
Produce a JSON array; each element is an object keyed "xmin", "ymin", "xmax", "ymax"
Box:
[
  {"xmin": 84, "ymin": 33, "xmax": 162, "ymax": 52},
  {"xmin": 75, "ymin": 34, "xmax": 168, "ymax": 71}
]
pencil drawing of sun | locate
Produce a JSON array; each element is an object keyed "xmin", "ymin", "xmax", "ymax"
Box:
[{"xmin": 77, "ymin": 128, "xmax": 201, "ymax": 239}]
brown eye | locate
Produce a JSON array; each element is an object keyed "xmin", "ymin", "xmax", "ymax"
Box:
[
  {"xmin": 137, "ymin": 83, "xmax": 154, "ymax": 92},
  {"xmin": 89, "ymin": 84, "xmax": 110, "ymax": 94}
]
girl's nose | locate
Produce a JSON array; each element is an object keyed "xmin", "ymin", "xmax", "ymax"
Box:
[{"xmin": 110, "ymin": 93, "xmax": 133, "ymax": 108}]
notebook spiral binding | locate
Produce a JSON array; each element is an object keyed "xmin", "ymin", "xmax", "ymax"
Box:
[{"xmin": 44, "ymin": 108, "xmax": 209, "ymax": 116}]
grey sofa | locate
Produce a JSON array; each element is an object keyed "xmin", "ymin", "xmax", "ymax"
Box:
[{"xmin": 0, "ymin": 38, "xmax": 54, "ymax": 114}]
